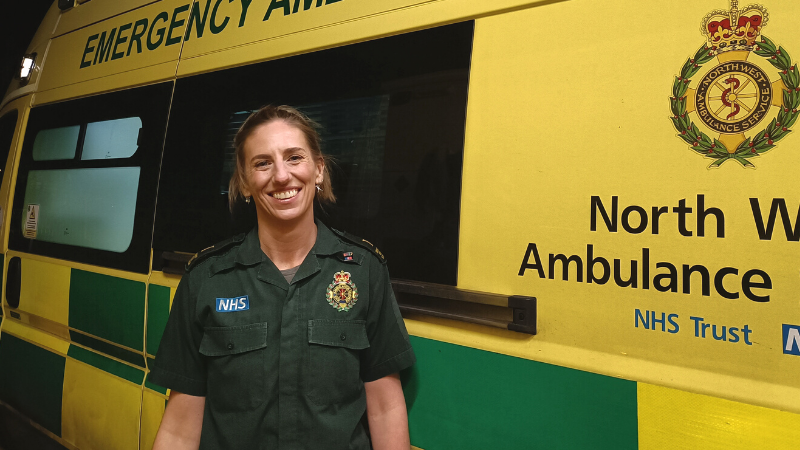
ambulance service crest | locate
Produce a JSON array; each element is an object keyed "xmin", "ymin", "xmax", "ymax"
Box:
[
  {"xmin": 326, "ymin": 271, "xmax": 359, "ymax": 312},
  {"xmin": 670, "ymin": 1, "xmax": 799, "ymax": 168}
]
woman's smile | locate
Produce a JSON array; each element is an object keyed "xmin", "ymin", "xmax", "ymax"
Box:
[{"xmin": 270, "ymin": 188, "xmax": 299, "ymax": 200}]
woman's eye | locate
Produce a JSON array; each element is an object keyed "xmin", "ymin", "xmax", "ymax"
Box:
[
  {"xmin": 255, "ymin": 160, "xmax": 270, "ymax": 168},
  {"xmin": 288, "ymin": 155, "xmax": 303, "ymax": 163}
]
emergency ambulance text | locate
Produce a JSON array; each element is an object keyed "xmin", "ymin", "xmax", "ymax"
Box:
[{"xmin": 80, "ymin": 0, "xmax": 344, "ymax": 69}]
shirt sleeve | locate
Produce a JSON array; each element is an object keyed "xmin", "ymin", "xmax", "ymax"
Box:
[
  {"xmin": 149, "ymin": 271, "xmax": 207, "ymax": 396},
  {"xmin": 360, "ymin": 256, "xmax": 416, "ymax": 382}
]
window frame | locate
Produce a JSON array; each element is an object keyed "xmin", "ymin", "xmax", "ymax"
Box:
[
  {"xmin": 9, "ymin": 82, "xmax": 173, "ymax": 274},
  {"xmin": 0, "ymin": 110, "xmax": 21, "ymax": 172}
]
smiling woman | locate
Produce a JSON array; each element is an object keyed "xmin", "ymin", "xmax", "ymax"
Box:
[{"xmin": 149, "ymin": 104, "xmax": 416, "ymax": 449}]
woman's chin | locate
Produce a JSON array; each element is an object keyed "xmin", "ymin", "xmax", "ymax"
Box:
[{"xmin": 258, "ymin": 203, "xmax": 315, "ymax": 226}]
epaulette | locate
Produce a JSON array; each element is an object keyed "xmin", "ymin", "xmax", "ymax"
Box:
[
  {"xmin": 331, "ymin": 228, "xmax": 387, "ymax": 264},
  {"xmin": 186, "ymin": 233, "xmax": 246, "ymax": 272}
]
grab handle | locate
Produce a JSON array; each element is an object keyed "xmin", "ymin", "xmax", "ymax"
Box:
[{"xmin": 6, "ymin": 256, "xmax": 21, "ymax": 308}]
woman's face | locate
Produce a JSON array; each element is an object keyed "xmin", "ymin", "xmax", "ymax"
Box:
[{"xmin": 241, "ymin": 119, "xmax": 324, "ymax": 228}]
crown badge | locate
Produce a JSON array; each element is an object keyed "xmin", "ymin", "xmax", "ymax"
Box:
[
  {"xmin": 701, "ymin": 1, "xmax": 769, "ymax": 54},
  {"xmin": 669, "ymin": 1, "xmax": 798, "ymax": 168},
  {"xmin": 334, "ymin": 271, "xmax": 350, "ymax": 283},
  {"xmin": 326, "ymin": 270, "xmax": 359, "ymax": 312}
]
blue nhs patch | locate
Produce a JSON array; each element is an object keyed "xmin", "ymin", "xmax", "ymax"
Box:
[
  {"xmin": 216, "ymin": 296, "xmax": 250, "ymax": 312},
  {"xmin": 784, "ymin": 324, "xmax": 800, "ymax": 356}
]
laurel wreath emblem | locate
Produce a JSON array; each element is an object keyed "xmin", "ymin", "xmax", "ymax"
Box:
[{"xmin": 670, "ymin": 36, "xmax": 800, "ymax": 168}]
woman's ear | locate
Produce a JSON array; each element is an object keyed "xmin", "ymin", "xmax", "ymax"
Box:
[
  {"xmin": 315, "ymin": 159, "xmax": 325, "ymax": 185},
  {"xmin": 240, "ymin": 174, "xmax": 251, "ymax": 199}
]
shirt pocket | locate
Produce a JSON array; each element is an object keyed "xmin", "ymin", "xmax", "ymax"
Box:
[
  {"xmin": 199, "ymin": 322, "xmax": 268, "ymax": 412},
  {"xmin": 307, "ymin": 319, "xmax": 370, "ymax": 406}
]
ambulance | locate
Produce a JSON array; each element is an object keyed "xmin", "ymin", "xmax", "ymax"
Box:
[{"xmin": 0, "ymin": 0, "xmax": 798, "ymax": 449}]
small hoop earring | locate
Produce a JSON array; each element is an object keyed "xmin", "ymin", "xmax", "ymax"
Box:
[{"xmin": 245, "ymin": 196, "xmax": 251, "ymax": 204}]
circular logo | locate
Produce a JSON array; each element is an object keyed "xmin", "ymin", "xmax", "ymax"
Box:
[
  {"xmin": 669, "ymin": 35, "xmax": 799, "ymax": 168},
  {"xmin": 695, "ymin": 61, "xmax": 772, "ymax": 133},
  {"xmin": 332, "ymin": 284, "xmax": 353, "ymax": 305},
  {"xmin": 670, "ymin": 4, "xmax": 800, "ymax": 168}
]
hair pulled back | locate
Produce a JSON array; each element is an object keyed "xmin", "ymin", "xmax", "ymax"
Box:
[{"xmin": 228, "ymin": 105, "xmax": 335, "ymax": 209}]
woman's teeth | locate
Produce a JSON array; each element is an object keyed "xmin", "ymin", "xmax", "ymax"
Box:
[{"xmin": 272, "ymin": 189, "xmax": 298, "ymax": 200}]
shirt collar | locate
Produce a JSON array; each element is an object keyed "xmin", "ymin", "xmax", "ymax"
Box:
[
  {"xmin": 287, "ymin": 220, "xmax": 342, "ymax": 285},
  {"xmin": 236, "ymin": 220, "xmax": 343, "ymax": 263},
  {"xmin": 234, "ymin": 227, "xmax": 264, "ymax": 266},
  {"xmin": 312, "ymin": 220, "xmax": 345, "ymax": 256}
]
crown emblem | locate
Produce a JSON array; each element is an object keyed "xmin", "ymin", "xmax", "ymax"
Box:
[
  {"xmin": 701, "ymin": 1, "xmax": 769, "ymax": 54},
  {"xmin": 334, "ymin": 271, "xmax": 350, "ymax": 283}
]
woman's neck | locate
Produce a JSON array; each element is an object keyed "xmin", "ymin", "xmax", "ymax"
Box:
[{"xmin": 256, "ymin": 216, "xmax": 318, "ymax": 270}]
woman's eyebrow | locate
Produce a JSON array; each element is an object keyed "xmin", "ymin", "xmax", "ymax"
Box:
[{"xmin": 249, "ymin": 153, "xmax": 273, "ymax": 163}]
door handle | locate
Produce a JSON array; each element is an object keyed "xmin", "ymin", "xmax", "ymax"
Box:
[{"xmin": 6, "ymin": 256, "xmax": 21, "ymax": 308}]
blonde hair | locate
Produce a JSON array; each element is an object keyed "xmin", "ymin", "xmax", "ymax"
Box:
[{"xmin": 228, "ymin": 105, "xmax": 335, "ymax": 210}]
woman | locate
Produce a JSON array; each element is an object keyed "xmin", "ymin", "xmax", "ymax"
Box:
[{"xmin": 150, "ymin": 105, "xmax": 416, "ymax": 450}]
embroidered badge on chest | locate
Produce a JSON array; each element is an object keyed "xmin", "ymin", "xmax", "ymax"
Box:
[
  {"xmin": 326, "ymin": 271, "xmax": 359, "ymax": 312},
  {"xmin": 216, "ymin": 295, "xmax": 249, "ymax": 312}
]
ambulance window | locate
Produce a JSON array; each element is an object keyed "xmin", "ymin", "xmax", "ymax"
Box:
[
  {"xmin": 21, "ymin": 168, "xmax": 140, "ymax": 252},
  {"xmin": 32, "ymin": 126, "xmax": 79, "ymax": 161},
  {"xmin": 82, "ymin": 117, "xmax": 142, "ymax": 160},
  {"xmin": 0, "ymin": 111, "xmax": 17, "ymax": 168},
  {"xmin": 9, "ymin": 83, "xmax": 172, "ymax": 274},
  {"xmin": 153, "ymin": 22, "xmax": 472, "ymax": 285}
]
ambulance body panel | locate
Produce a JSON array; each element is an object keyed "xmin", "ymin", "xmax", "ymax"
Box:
[{"xmin": 1, "ymin": 1, "xmax": 799, "ymax": 449}]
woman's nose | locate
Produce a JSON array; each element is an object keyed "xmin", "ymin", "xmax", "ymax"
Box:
[{"xmin": 273, "ymin": 162, "xmax": 290, "ymax": 183}]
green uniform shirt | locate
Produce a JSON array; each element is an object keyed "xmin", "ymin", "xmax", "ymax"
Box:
[{"xmin": 150, "ymin": 222, "xmax": 416, "ymax": 450}]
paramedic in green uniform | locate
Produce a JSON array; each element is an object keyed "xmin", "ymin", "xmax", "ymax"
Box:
[{"xmin": 150, "ymin": 105, "xmax": 416, "ymax": 450}]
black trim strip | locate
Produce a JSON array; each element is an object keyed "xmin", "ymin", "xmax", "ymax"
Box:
[
  {"xmin": 69, "ymin": 330, "xmax": 146, "ymax": 369},
  {"xmin": 392, "ymin": 280, "xmax": 537, "ymax": 335}
]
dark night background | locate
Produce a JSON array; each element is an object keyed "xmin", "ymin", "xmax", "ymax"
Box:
[{"xmin": 1, "ymin": 1, "xmax": 54, "ymax": 94}]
